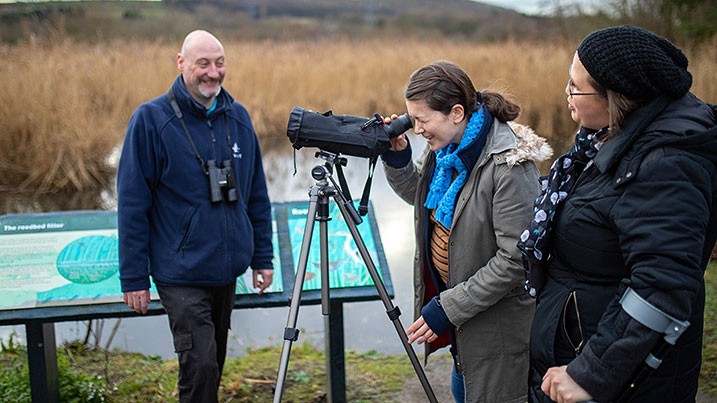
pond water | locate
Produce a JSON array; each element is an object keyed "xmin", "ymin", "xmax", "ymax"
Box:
[{"xmin": 0, "ymin": 136, "xmax": 428, "ymax": 359}]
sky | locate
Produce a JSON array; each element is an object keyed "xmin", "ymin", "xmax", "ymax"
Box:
[
  {"xmin": 479, "ymin": 0, "xmax": 547, "ymax": 15},
  {"xmin": 478, "ymin": 0, "xmax": 598, "ymax": 16}
]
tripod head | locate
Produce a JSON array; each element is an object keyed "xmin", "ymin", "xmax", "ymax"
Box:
[
  {"xmin": 314, "ymin": 150, "xmax": 347, "ymax": 168},
  {"xmin": 310, "ymin": 151, "xmax": 362, "ymax": 226},
  {"xmin": 311, "ymin": 150, "xmax": 345, "ymax": 183},
  {"xmin": 311, "ymin": 151, "xmax": 342, "ymax": 182}
]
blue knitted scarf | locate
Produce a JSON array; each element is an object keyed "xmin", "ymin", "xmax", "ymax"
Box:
[{"xmin": 424, "ymin": 108, "xmax": 486, "ymax": 228}]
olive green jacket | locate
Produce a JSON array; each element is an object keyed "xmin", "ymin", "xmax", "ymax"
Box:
[{"xmin": 384, "ymin": 121, "xmax": 551, "ymax": 403}]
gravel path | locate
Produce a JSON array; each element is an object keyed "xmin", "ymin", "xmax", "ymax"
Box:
[
  {"xmin": 391, "ymin": 351, "xmax": 717, "ymax": 403},
  {"xmin": 392, "ymin": 351, "xmax": 454, "ymax": 403}
]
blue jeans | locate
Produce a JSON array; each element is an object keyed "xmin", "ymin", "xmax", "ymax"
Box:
[{"xmin": 451, "ymin": 357, "xmax": 465, "ymax": 403}]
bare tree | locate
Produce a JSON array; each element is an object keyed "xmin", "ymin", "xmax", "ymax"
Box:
[{"xmin": 545, "ymin": 0, "xmax": 716, "ymax": 45}]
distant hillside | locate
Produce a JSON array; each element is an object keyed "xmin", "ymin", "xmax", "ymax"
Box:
[
  {"xmin": 210, "ymin": 0, "xmax": 526, "ymax": 18},
  {"xmin": 0, "ymin": 0, "xmax": 555, "ymax": 43}
]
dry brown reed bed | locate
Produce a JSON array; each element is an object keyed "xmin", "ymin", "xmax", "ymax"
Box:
[{"xmin": 1, "ymin": 38, "xmax": 715, "ymax": 201}]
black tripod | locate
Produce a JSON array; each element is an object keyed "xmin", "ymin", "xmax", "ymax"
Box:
[{"xmin": 273, "ymin": 151, "xmax": 437, "ymax": 403}]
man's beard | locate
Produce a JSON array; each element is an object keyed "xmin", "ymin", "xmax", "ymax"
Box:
[{"xmin": 199, "ymin": 83, "xmax": 222, "ymax": 98}]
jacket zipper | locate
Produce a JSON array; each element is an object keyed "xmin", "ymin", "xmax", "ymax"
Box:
[
  {"xmin": 454, "ymin": 330, "xmax": 463, "ymax": 374},
  {"xmin": 572, "ymin": 160, "xmax": 595, "ymax": 189},
  {"xmin": 208, "ymin": 116, "xmax": 231, "ymax": 278},
  {"xmin": 562, "ymin": 290, "xmax": 585, "ymax": 356},
  {"xmin": 447, "ymin": 153, "xmax": 490, "ymax": 378},
  {"xmin": 223, "ymin": 202, "xmax": 229, "ymax": 279},
  {"xmin": 207, "ymin": 118, "xmax": 218, "ymax": 160}
]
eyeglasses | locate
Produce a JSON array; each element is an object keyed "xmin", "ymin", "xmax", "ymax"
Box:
[{"xmin": 567, "ymin": 78, "xmax": 599, "ymax": 99}]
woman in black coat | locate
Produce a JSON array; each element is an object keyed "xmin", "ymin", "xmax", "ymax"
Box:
[{"xmin": 519, "ymin": 25, "xmax": 717, "ymax": 403}]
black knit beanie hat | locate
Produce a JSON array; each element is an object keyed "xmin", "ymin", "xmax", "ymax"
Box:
[{"xmin": 577, "ymin": 25, "xmax": 692, "ymax": 100}]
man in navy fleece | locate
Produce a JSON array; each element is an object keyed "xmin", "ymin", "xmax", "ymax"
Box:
[{"xmin": 117, "ymin": 30, "xmax": 273, "ymax": 403}]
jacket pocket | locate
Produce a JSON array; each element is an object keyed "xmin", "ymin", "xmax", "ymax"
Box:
[
  {"xmin": 228, "ymin": 201, "xmax": 254, "ymax": 274},
  {"xmin": 497, "ymin": 292, "xmax": 534, "ymax": 355},
  {"xmin": 175, "ymin": 205, "xmax": 198, "ymax": 252},
  {"xmin": 560, "ymin": 290, "xmax": 585, "ymax": 357}
]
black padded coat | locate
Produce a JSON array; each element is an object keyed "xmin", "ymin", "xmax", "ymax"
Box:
[{"xmin": 528, "ymin": 93, "xmax": 717, "ymax": 403}]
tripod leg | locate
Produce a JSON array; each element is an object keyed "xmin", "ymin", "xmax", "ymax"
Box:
[
  {"xmin": 334, "ymin": 199, "xmax": 438, "ymax": 403},
  {"xmin": 273, "ymin": 192, "xmax": 320, "ymax": 403},
  {"xmin": 318, "ymin": 198, "xmax": 331, "ymax": 315}
]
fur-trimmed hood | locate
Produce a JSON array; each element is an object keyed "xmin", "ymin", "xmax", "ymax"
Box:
[{"xmin": 505, "ymin": 121, "xmax": 553, "ymax": 167}]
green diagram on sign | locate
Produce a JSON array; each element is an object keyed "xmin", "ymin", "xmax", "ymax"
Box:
[{"xmin": 56, "ymin": 235, "xmax": 119, "ymax": 284}]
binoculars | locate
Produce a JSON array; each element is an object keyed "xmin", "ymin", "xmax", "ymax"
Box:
[{"xmin": 207, "ymin": 159, "xmax": 238, "ymax": 203}]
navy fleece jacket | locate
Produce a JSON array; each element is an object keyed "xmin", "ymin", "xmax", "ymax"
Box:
[{"xmin": 117, "ymin": 76, "xmax": 273, "ymax": 292}]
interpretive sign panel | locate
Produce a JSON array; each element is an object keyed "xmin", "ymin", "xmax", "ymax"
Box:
[
  {"xmin": 0, "ymin": 202, "xmax": 392, "ymax": 403},
  {"xmin": 0, "ymin": 201, "xmax": 389, "ymax": 315},
  {"xmin": 285, "ymin": 201, "xmax": 385, "ymax": 291},
  {"xmin": 0, "ymin": 210, "xmax": 282, "ymax": 311}
]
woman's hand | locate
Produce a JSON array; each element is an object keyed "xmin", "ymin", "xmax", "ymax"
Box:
[
  {"xmin": 541, "ymin": 365, "xmax": 593, "ymax": 403},
  {"xmin": 406, "ymin": 315, "xmax": 438, "ymax": 344},
  {"xmin": 384, "ymin": 114, "xmax": 409, "ymax": 151}
]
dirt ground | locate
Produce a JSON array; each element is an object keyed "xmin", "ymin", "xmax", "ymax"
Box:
[
  {"xmin": 700, "ymin": 391, "xmax": 717, "ymax": 403},
  {"xmin": 393, "ymin": 351, "xmax": 717, "ymax": 403},
  {"xmin": 393, "ymin": 351, "xmax": 454, "ymax": 403}
]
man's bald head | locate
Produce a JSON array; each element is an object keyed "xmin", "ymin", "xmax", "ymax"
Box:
[
  {"xmin": 180, "ymin": 30, "xmax": 224, "ymax": 59},
  {"xmin": 177, "ymin": 30, "xmax": 226, "ymax": 108}
]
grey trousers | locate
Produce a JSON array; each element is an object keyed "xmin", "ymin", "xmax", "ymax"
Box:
[{"xmin": 157, "ymin": 282, "xmax": 236, "ymax": 403}]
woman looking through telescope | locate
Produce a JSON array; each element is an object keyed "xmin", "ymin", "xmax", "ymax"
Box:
[{"xmin": 381, "ymin": 60, "xmax": 552, "ymax": 402}]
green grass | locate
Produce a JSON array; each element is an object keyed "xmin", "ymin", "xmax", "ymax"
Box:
[
  {"xmin": 213, "ymin": 343, "xmax": 414, "ymax": 402},
  {"xmin": 0, "ymin": 266, "xmax": 715, "ymax": 401},
  {"xmin": 701, "ymin": 262, "xmax": 717, "ymax": 395},
  {"xmin": 0, "ymin": 339, "xmax": 414, "ymax": 402},
  {"xmin": 0, "ymin": 340, "xmax": 115, "ymax": 402}
]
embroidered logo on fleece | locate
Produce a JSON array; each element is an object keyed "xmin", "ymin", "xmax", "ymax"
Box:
[{"xmin": 232, "ymin": 143, "xmax": 242, "ymax": 159}]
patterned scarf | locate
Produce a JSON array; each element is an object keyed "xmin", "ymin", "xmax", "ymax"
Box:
[
  {"xmin": 518, "ymin": 126, "xmax": 609, "ymax": 293},
  {"xmin": 424, "ymin": 107, "xmax": 487, "ymax": 228}
]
